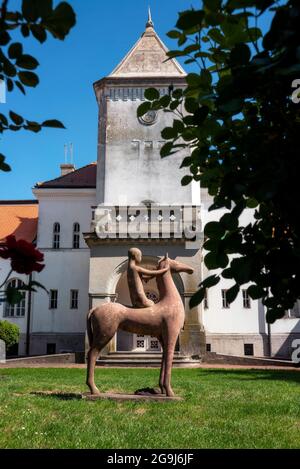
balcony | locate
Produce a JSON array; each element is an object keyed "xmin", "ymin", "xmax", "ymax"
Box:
[{"xmin": 89, "ymin": 205, "xmax": 202, "ymax": 242}]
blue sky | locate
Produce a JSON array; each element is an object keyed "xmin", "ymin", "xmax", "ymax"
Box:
[{"xmin": 0, "ymin": 0, "xmax": 272, "ymax": 200}]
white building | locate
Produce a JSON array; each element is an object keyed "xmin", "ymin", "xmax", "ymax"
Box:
[{"xmin": 0, "ymin": 14, "xmax": 299, "ymax": 360}]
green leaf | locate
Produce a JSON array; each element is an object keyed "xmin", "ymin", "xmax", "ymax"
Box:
[
  {"xmin": 41, "ymin": 120, "xmax": 65, "ymax": 129},
  {"xmin": 37, "ymin": 0, "xmax": 53, "ymax": 19},
  {"xmin": 167, "ymin": 30, "xmax": 181, "ymax": 39},
  {"xmin": 137, "ymin": 101, "xmax": 151, "ymax": 118},
  {"xmin": 246, "ymin": 198, "xmax": 259, "ymax": 208},
  {"xmin": 28, "ymin": 280, "xmax": 49, "ymax": 294},
  {"xmin": 144, "ymin": 88, "xmax": 160, "ymax": 101},
  {"xmin": 204, "ymin": 221, "xmax": 226, "ymax": 239},
  {"xmin": 9, "ymin": 111, "xmax": 24, "ymax": 125},
  {"xmin": 16, "ymin": 55, "xmax": 39, "ymax": 70},
  {"xmin": 176, "ymin": 10, "xmax": 204, "ymax": 31},
  {"xmin": 0, "ymin": 31, "xmax": 10, "ymax": 46},
  {"xmin": 230, "ymin": 43, "xmax": 251, "ymax": 66},
  {"xmin": 0, "ymin": 154, "xmax": 11, "ymax": 172},
  {"xmin": 247, "ymin": 285, "xmax": 265, "ymax": 300},
  {"xmin": 6, "ymin": 285, "xmax": 24, "ymax": 305},
  {"xmin": 220, "ymin": 213, "xmax": 238, "ymax": 231},
  {"xmin": 160, "ymin": 142, "xmax": 174, "ymax": 158},
  {"xmin": 202, "ymin": 274, "xmax": 220, "ymax": 288},
  {"xmin": 181, "ymin": 175, "xmax": 193, "ymax": 186},
  {"xmin": 22, "ymin": 0, "xmax": 39, "ymax": 22},
  {"xmin": 0, "ymin": 114, "xmax": 8, "ymax": 126},
  {"xmin": 8, "ymin": 43, "xmax": 23, "ymax": 59},
  {"xmin": 226, "ymin": 284, "xmax": 239, "ymax": 303},
  {"xmin": 44, "ymin": 2, "xmax": 76, "ymax": 40},
  {"xmin": 30, "ymin": 24, "xmax": 47, "ymax": 43},
  {"xmin": 205, "ymin": 251, "xmax": 229, "ymax": 269},
  {"xmin": 161, "ymin": 127, "xmax": 177, "ymax": 140},
  {"xmin": 180, "ymin": 157, "xmax": 192, "ymax": 168},
  {"xmin": 15, "ymin": 81, "xmax": 26, "ymax": 95},
  {"xmin": 21, "ymin": 24, "xmax": 30, "ymax": 38},
  {"xmin": 25, "ymin": 121, "xmax": 41, "ymax": 133},
  {"xmin": 18, "ymin": 71, "xmax": 39, "ymax": 87},
  {"xmin": 189, "ymin": 287, "xmax": 206, "ymax": 309}
]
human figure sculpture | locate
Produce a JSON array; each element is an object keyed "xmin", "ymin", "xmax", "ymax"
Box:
[
  {"xmin": 127, "ymin": 247, "xmax": 168, "ymax": 308},
  {"xmin": 86, "ymin": 253, "xmax": 194, "ymax": 397}
]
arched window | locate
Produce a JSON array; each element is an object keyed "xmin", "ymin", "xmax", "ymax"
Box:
[
  {"xmin": 53, "ymin": 222, "xmax": 60, "ymax": 249},
  {"xmin": 5, "ymin": 279, "xmax": 26, "ymax": 317},
  {"xmin": 73, "ymin": 222, "xmax": 80, "ymax": 249}
]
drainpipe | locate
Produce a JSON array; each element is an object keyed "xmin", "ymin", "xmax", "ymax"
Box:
[
  {"xmin": 25, "ymin": 273, "xmax": 32, "ymax": 356},
  {"xmin": 267, "ymin": 322, "xmax": 272, "ymax": 358}
]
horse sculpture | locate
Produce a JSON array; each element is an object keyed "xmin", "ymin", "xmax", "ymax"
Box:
[{"xmin": 86, "ymin": 254, "xmax": 194, "ymax": 397}]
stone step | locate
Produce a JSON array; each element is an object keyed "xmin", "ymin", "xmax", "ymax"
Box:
[{"xmin": 96, "ymin": 352, "xmax": 201, "ymax": 367}]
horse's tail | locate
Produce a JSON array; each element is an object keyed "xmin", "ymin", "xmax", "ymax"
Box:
[{"xmin": 86, "ymin": 309, "xmax": 94, "ymax": 347}]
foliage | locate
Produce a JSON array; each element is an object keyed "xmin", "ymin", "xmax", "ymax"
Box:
[
  {"xmin": 0, "ymin": 0, "xmax": 76, "ymax": 172},
  {"xmin": 138, "ymin": 0, "xmax": 300, "ymax": 323},
  {"xmin": 0, "ymin": 319, "xmax": 19, "ymax": 349}
]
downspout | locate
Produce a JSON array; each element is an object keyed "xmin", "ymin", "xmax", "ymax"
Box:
[{"xmin": 25, "ymin": 273, "xmax": 32, "ymax": 356}]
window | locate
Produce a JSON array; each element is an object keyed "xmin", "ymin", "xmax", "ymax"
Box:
[
  {"xmin": 5, "ymin": 279, "xmax": 26, "ymax": 317},
  {"xmin": 206, "ymin": 343, "xmax": 211, "ymax": 352},
  {"xmin": 49, "ymin": 290, "xmax": 58, "ymax": 309},
  {"xmin": 53, "ymin": 222, "xmax": 60, "ymax": 249},
  {"xmin": 222, "ymin": 289, "xmax": 230, "ymax": 308},
  {"xmin": 244, "ymin": 343, "xmax": 254, "ymax": 356},
  {"xmin": 70, "ymin": 290, "xmax": 79, "ymax": 309},
  {"xmin": 73, "ymin": 222, "xmax": 80, "ymax": 249},
  {"xmin": 204, "ymin": 289, "xmax": 208, "ymax": 309},
  {"xmin": 47, "ymin": 343, "xmax": 56, "ymax": 355},
  {"xmin": 242, "ymin": 290, "xmax": 251, "ymax": 309}
]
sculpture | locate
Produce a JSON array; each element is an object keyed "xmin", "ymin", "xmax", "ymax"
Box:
[
  {"xmin": 86, "ymin": 253, "xmax": 193, "ymax": 397},
  {"xmin": 127, "ymin": 247, "xmax": 168, "ymax": 308}
]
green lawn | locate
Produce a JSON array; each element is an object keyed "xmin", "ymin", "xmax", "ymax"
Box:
[{"xmin": 0, "ymin": 367, "xmax": 300, "ymax": 448}]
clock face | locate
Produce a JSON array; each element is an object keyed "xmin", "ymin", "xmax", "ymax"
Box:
[{"xmin": 138, "ymin": 110, "xmax": 158, "ymax": 126}]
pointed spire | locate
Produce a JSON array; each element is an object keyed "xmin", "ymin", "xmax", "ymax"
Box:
[{"xmin": 146, "ymin": 6, "xmax": 154, "ymax": 28}]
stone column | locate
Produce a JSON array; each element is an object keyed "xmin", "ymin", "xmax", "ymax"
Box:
[{"xmin": 179, "ymin": 293, "xmax": 206, "ymax": 357}]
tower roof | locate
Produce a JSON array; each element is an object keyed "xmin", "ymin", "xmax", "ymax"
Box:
[{"xmin": 109, "ymin": 10, "xmax": 186, "ymax": 78}]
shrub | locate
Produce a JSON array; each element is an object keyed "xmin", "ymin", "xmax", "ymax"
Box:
[{"xmin": 0, "ymin": 320, "xmax": 20, "ymax": 350}]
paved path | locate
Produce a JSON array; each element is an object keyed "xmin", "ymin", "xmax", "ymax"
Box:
[{"xmin": 0, "ymin": 362, "xmax": 299, "ymax": 371}]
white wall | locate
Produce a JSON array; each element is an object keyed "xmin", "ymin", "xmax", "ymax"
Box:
[
  {"xmin": 97, "ymin": 90, "xmax": 194, "ymax": 206},
  {"xmin": 31, "ymin": 188, "xmax": 96, "ymax": 335}
]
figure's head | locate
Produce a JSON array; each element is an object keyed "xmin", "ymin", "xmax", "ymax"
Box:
[
  {"xmin": 128, "ymin": 247, "xmax": 142, "ymax": 263},
  {"xmin": 158, "ymin": 253, "xmax": 194, "ymax": 275}
]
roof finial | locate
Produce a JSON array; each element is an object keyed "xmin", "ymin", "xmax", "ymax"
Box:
[{"xmin": 146, "ymin": 6, "xmax": 154, "ymax": 28}]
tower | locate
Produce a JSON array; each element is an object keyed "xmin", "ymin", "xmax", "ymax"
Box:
[
  {"xmin": 93, "ymin": 11, "xmax": 198, "ymax": 206},
  {"xmin": 85, "ymin": 11, "xmax": 205, "ymax": 358}
]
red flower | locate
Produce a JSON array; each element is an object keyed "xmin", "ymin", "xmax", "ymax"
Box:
[{"xmin": 0, "ymin": 235, "xmax": 45, "ymax": 275}]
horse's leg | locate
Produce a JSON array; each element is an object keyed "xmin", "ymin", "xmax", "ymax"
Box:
[
  {"xmin": 158, "ymin": 336, "xmax": 165, "ymax": 394},
  {"xmin": 86, "ymin": 346, "xmax": 101, "ymax": 395},
  {"xmin": 163, "ymin": 332, "xmax": 177, "ymax": 398},
  {"xmin": 86, "ymin": 335, "xmax": 114, "ymax": 395}
]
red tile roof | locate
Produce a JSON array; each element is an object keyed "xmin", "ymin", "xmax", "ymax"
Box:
[
  {"xmin": 0, "ymin": 202, "xmax": 39, "ymax": 244},
  {"xmin": 36, "ymin": 163, "xmax": 97, "ymax": 189}
]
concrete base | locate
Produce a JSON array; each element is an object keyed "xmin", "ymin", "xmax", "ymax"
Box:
[
  {"xmin": 30, "ymin": 390, "xmax": 182, "ymax": 402},
  {"xmin": 83, "ymin": 392, "xmax": 183, "ymax": 402}
]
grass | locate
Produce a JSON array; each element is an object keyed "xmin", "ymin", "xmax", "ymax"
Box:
[{"xmin": 0, "ymin": 367, "xmax": 300, "ymax": 448}]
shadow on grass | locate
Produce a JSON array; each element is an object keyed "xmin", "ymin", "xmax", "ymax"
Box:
[
  {"xmin": 198, "ymin": 368, "xmax": 300, "ymax": 384},
  {"xmin": 30, "ymin": 392, "xmax": 83, "ymax": 401}
]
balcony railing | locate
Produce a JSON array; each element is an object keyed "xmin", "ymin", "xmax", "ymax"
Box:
[{"xmin": 90, "ymin": 205, "xmax": 202, "ymax": 240}]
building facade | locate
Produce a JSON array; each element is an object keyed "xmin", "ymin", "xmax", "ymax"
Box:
[{"xmin": 0, "ymin": 14, "xmax": 299, "ymax": 359}]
